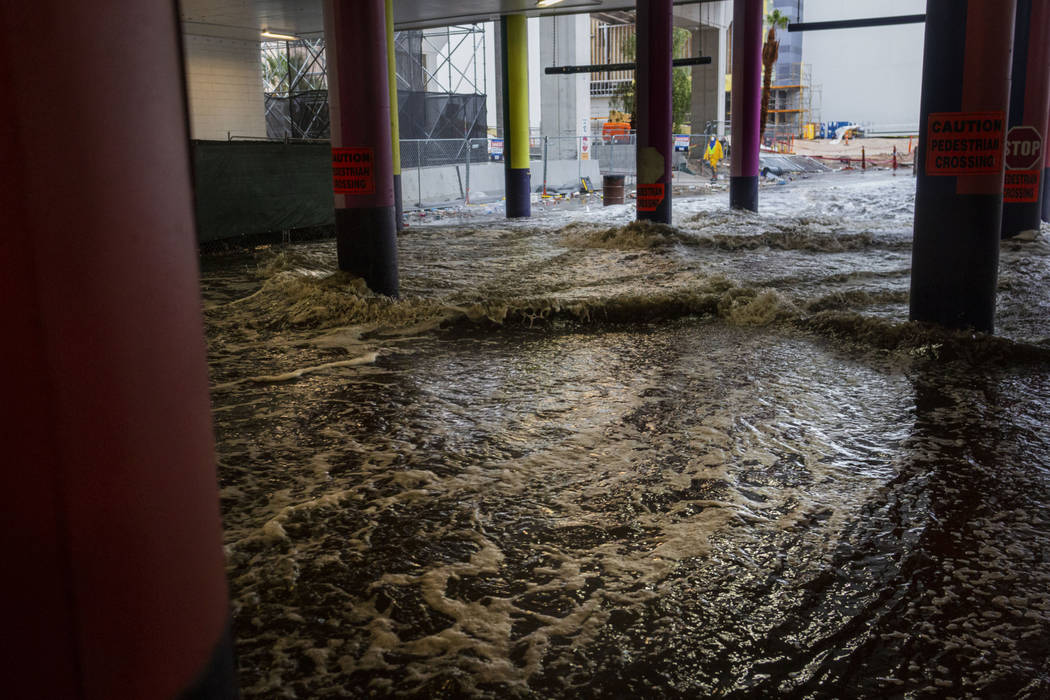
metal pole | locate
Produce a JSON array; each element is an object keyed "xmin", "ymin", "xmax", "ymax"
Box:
[
  {"xmin": 544, "ymin": 57, "xmax": 711, "ymax": 74},
  {"xmin": 385, "ymin": 0, "xmax": 404, "ymax": 231},
  {"xmin": 417, "ymin": 140, "xmax": 423, "ymax": 207},
  {"xmin": 286, "ymin": 40, "xmax": 294, "ymax": 137},
  {"xmin": 543, "ymin": 135, "xmax": 549, "ymax": 197},
  {"xmin": 788, "ymin": 15, "xmax": 926, "ymax": 32},
  {"xmin": 465, "ymin": 138, "xmax": 471, "ymax": 204}
]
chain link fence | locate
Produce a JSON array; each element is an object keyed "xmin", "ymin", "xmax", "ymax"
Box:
[
  {"xmin": 400, "ymin": 138, "xmax": 490, "ymax": 207},
  {"xmin": 590, "ymin": 133, "xmax": 726, "ymax": 179},
  {"xmin": 401, "ymin": 135, "xmax": 605, "ymax": 209},
  {"xmin": 591, "ymin": 134, "xmax": 637, "ymax": 176}
]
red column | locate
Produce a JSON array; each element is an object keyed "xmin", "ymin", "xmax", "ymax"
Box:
[
  {"xmin": 1002, "ymin": 0, "xmax": 1050, "ymax": 237},
  {"xmin": 0, "ymin": 1, "xmax": 236, "ymax": 698},
  {"xmin": 324, "ymin": 0, "xmax": 399, "ymax": 296}
]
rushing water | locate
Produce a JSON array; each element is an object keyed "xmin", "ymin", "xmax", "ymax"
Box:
[{"xmin": 201, "ymin": 171, "xmax": 1050, "ymax": 698}]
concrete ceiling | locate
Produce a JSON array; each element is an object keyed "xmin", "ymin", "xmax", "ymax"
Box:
[{"xmin": 180, "ymin": 0, "xmax": 713, "ymax": 39}]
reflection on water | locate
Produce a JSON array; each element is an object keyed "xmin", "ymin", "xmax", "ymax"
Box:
[{"xmin": 203, "ymin": 172, "xmax": 1050, "ymax": 697}]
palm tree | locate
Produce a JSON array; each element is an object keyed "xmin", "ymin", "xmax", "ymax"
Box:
[
  {"xmin": 261, "ymin": 41, "xmax": 328, "ymax": 96},
  {"xmin": 760, "ymin": 9, "xmax": 789, "ymax": 140}
]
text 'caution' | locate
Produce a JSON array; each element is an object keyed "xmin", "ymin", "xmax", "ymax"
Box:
[
  {"xmin": 925, "ymin": 111, "xmax": 1005, "ymax": 176},
  {"xmin": 332, "ymin": 147, "xmax": 375, "ymax": 195}
]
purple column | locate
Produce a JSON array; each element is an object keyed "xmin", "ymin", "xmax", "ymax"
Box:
[
  {"xmin": 636, "ymin": 0, "xmax": 674, "ymax": 223},
  {"xmin": 730, "ymin": 0, "xmax": 763, "ymax": 211},
  {"xmin": 324, "ymin": 0, "xmax": 399, "ymax": 296}
]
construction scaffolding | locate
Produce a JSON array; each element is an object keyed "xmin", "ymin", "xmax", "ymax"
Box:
[
  {"xmin": 262, "ymin": 36, "xmax": 330, "ymax": 140},
  {"xmin": 260, "ymin": 23, "xmax": 487, "ymax": 145},
  {"xmin": 766, "ymin": 62, "xmax": 818, "ymax": 138},
  {"xmin": 396, "ymin": 25, "xmax": 487, "ymax": 143}
]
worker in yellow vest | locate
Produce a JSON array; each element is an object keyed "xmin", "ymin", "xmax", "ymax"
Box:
[{"xmin": 704, "ymin": 135, "xmax": 724, "ymax": 181}]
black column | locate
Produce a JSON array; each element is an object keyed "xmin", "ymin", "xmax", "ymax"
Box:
[
  {"xmin": 635, "ymin": 0, "xmax": 673, "ymax": 223},
  {"xmin": 910, "ymin": 0, "xmax": 1016, "ymax": 333}
]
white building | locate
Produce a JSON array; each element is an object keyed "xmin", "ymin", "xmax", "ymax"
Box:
[{"xmin": 802, "ymin": 0, "xmax": 926, "ymax": 132}]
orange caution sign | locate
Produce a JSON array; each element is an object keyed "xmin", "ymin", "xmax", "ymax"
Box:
[
  {"xmin": 637, "ymin": 183, "xmax": 665, "ymax": 212},
  {"xmin": 925, "ymin": 111, "xmax": 1005, "ymax": 176},
  {"xmin": 332, "ymin": 147, "xmax": 375, "ymax": 195},
  {"xmin": 1004, "ymin": 170, "xmax": 1041, "ymax": 203}
]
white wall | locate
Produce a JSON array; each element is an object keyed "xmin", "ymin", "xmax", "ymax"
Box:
[
  {"xmin": 183, "ymin": 34, "xmax": 267, "ymax": 140},
  {"xmin": 540, "ymin": 14, "xmax": 591, "ymax": 158},
  {"xmin": 529, "ymin": 17, "xmax": 542, "ymax": 130},
  {"xmin": 803, "ymin": 0, "xmax": 925, "ymax": 130},
  {"xmin": 483, "ymin": 18, "xmax": 542, "ymax": 134}
]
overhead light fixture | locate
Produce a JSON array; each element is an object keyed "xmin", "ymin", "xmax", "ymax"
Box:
[
  {"xmin": 537, "ymin": 0, "xmax": 567, "ymax": 7},
  {"xmin": 262, "ymin": 29, "xmax": 300, "ymax": 41}
]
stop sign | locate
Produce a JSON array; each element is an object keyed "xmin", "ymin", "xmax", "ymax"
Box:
[{"xmin": 1005, "ymin": 125, "xmax": 1043, "ymax": 170}]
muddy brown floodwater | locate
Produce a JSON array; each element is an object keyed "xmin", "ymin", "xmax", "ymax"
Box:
[{"xmin": 200, "ymin": 172, "xmax": 1050, "ymax": 698}]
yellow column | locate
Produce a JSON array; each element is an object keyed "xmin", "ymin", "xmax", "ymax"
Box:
[
  {"xmin": 502, "ymin": 14, "xmax": 531, "ymax": 217},
  {"xmin": 385, "ymin": 0, "xmax": 403, "ymax": 228}
]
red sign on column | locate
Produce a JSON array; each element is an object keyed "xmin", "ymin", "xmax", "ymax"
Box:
[
  {"xmin": 1005, "ymin": 125, "xmax": 1043, "ymax": 170},
  {"xmin": 332, "ymin": 147, "xmax": 375, "ymax": 195},
  {"xmin": 637, "ymin": 183, "xmax": 665, "ymax": 212},
  {"xmin": 1004, "ymin": 125, "xmax": 1043, "ymax": 203},
  {"xmin": 925, "ymin": 111, "xmax": 1005, "ymax": 175}
]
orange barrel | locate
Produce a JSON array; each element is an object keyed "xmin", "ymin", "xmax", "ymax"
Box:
[{"xmin": 603, "ymin": 175, "xmax": 626, "ymax": 205}]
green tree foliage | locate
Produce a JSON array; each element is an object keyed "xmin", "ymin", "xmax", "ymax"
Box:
[
  {"xmin": 612, "ymin": 34, "xmax": 638, "ymax": 122},
  {"xmin": 261, "ymin": 42, "xmax": 327, "ymax": 95},
  {"xmin": 613, "ymin": 27, "xmax": 693, "ymax": 133},
  {"xmin": 671, "ymin": 28, "xmax": 692, "ymax": 133}
]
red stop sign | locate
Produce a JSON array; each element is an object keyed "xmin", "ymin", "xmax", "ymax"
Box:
[{"xmin": 1005, "ymin": 125, "xmax": 1043, "ymax": 170}]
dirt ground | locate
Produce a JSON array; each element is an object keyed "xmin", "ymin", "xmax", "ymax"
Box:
[{"xmin": 792, "ymin": 136, "xmax": 917, "ymax": 167}]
